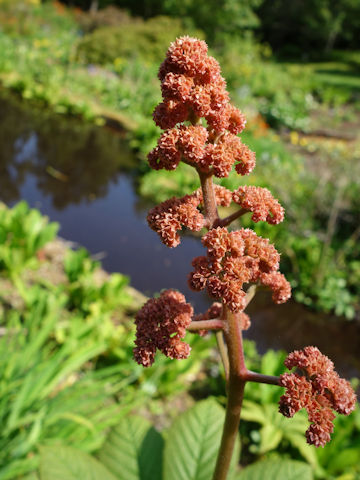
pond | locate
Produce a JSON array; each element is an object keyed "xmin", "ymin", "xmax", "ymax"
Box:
[{"xmin": 1, "ymin": 91, "xmax": 359, "ymax": 381}]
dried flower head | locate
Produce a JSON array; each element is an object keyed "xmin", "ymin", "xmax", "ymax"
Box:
[
  {"xmin": 148, "ymin": 185, "xmax": 235, "ymax": 247},
  {"xmin": 232, "ymin": 186, "xmax": 284, "ymax": 224},
  {"xmin": 134, "ymin": 289, "xmax": 193, "ymax": 367},
  {"xmin": 279, "ymin": 346, "xmax": 357, "ymax": 447},
  {"xmin": 200, "ymin": 133, "xmax": 256, "ymax": 178},
  {"xmin": 150, "ymin": 36, "xmax": 249, "ymax": 178},
  {"xmin": 147, "ymin": 193, "xmax": 204, "ymax": 248},
  {"xmin": 188, "ymin": 227, "xmax": 291, "ymax": 312}
]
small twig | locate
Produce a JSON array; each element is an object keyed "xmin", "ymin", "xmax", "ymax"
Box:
[
  {"xmin": 187, "ymin": 319, "xmax": 225, "ymax": 332},
  {"xmin": 244, "ymin": 284, "xmax": 257, "ymax": 309},
  {"xmin": 245, "ymin": 371, "xmax": 280, "ymax": 386},
  {"xmin": 216, "ymin": 208, "xmax": 247, "ymax": 228}
]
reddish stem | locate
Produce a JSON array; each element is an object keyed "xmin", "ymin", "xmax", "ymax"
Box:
[
  {"xmin": 212, "ymin": 307, "xmax": 246, "ymax": 480},
  {"xmin": 216, "ymin": 208, "xmax": 247, "ymax": 228},
  {"xmin": 197, "ymin": 169, "xmax": 219, "ymax": 229},
  {"xmin": 188, "ymin": 319, "xmax": 224, "ymax": 331},
  {"xmin": 245, "ymin": 371, "xmax": 280, "ymax": 386}
]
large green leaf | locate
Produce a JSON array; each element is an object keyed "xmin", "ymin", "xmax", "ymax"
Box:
[
  {"xmin": 98, "ymin": 415, "xmax": 163, "ymax": 480},
  {"xmin": 258, "ymin": 424, "xmax": 282, "ymax": 453},
  {"xmin": 39, "ymin": 445, "xmax": 116, "ymax": 480},
  {"xmin": 164, "ymin": 398, "xmax": 240, "ymax": 480},
  {"xmin": 237, "ymin": 459, "xmax": 313, "ymax": 480}
]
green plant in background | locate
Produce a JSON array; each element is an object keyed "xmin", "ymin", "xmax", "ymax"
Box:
[
  {"xmin": 36, "ymin": 399, "xmax": 313, "ymax": 480},
  {"xmin": 0, "ymin": 201, "xmax": 58, "ymax": 276},
  {"xmin": 0, "ymin": 290, "xmax": 142, "ymax": 479},
  {"xmin": 0, "ymin": 201, "xmax": 218, "ymax": 479},
  {"xmin": 0, "ymin": 201, "xmax": 357, "ymax": 479}
]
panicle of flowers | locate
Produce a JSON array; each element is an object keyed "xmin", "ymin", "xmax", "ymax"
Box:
[
  {"xmin": 279, "ymin": 346, "xmax": 357, "ymax": 447},
  {"xmin": 147, "ymin": 185, "xmax": 233, "ymax": 247},
  {"xmin": 188, "ymin": 227, "xmax": 291, "ymax": 312},
  {"xmin": 149, "ymin": 36, "xmax": 255, "ymax": 179},
  {"xmin": 232, "ymin": 186, "xmax": 285, "ymax": 225},
  {"xmin": 134, "ymin": 289, "xmax": 193, "ymax": 367},
  {"xmin": 147, "ymin": 193, "xmax": 204, "ymax": 248}
]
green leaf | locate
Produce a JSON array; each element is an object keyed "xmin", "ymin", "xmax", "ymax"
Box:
[
  {"xmin": 98, "ymin": 415, "xmax": 163, "ymax": 480},
  {"xmin": 327, "ymin": 447, "xmax": 360, "ymax": 473},
  {"xmin": 241, "ymin": 400, "xmax": 267, "ymax": 425},
  {"xmin": 164, "ymin": 398, "xmax": 240, "ymax": 480},
  {"xmin": 285, "ymin": 432, "xmax": 318, "ymax": 468},
  {"xmin": 258, "ymin": 424, "xmax": 283, "ymax": 453},
  {"xmin": 39, "ymin": 445, "xmax": 116, "ymax": 480},
  {"xmin": 237, "ymin": 459, "xmax": 313, "ymax": 480}
]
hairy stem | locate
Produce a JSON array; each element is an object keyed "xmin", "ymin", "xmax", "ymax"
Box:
[{"xmin": 212, "ymin": 307, "xmax": 247, "ymax": 480}]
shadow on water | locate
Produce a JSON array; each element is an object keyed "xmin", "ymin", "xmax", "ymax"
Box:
[{"xmin": 0, "ymin": 91, "xmax": 359, "ymax": 381}]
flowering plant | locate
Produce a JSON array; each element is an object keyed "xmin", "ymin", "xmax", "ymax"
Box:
[{"xmin": 134, "ymin": 37, "xmax": 356, "ymax": 480}]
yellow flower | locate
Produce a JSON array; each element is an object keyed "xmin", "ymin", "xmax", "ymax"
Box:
[{"xmin": 290, "ymin": 131, "xmax": 299, "ymax": 145}]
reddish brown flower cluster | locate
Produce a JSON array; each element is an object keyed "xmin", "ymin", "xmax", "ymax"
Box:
[
  {"xmin": 147, "ymin": 193, "xmax": 204, "ymax": 248},
  {"xmin": 134, "ymin": 290, "xmax": 193, "ymax": 367},
  {"xmin": 147, "ymin": 185, "xmax": 233, "ymax": 247},
  {"xmin": 149, "ymin": 36, "xmax": 255, "ymax": 178},
  {"xmin": 279, "ymin": 346, "xmax": 357, "ymax": 447},
  {"xmin": 232, "ymin": 186, "xmax": 284, "ymax": 225},
  {"xmin": 188, "ymin": 227, "xmax": 291, "ymax": 312}
]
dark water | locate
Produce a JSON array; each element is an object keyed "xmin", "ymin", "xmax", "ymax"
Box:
[{"xmin": 1, "ymin": 91, "xmax": 359, "ymax": 380}]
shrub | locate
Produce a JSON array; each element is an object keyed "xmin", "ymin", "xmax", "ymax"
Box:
[{"xmin": 76, "ymin": 16, "xmax": 204, "ymax": 65}]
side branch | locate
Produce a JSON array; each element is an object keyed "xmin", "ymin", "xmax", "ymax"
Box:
[
  {"xmin": 244, "ymin": 284, "xmax": 257, "ymax": 308},
  {"xmin": 188, "ymin": 319, "xmax": 225, "ymax": 331},
  {"xmin": 245, "ymin": 371, "xmax": 280, "ymax": 386},
  {"xmin": 216, "ymin": 208, "xmax": 247, "ymax": 228}
]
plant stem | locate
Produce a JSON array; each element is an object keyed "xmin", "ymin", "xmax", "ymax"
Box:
[
  {"xmin": 244, "ymin": 284, "xmax": 257, "ymax": 308},
  {"xmin": 245, "ymin": 371, "xmax": 280, "ymax": 386},
  {"xmin": 216, "ymin": 331, "xmax": 229, "ymax": 382},
  {"xmin": 212, "ymin": 307, "xmax": 247, "ymax": 480},
  {"xmin": 216, "ymin": 208, "xmax": 247, "ymax": 228},
  {"xmin": 197, "ymin": 169, "xmax": 219, "ymax": 228},
  {"xmin": 188, "ymin": 319, "xmax": 225, "ymax": 331}
]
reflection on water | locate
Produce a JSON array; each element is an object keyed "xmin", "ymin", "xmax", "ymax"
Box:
[{"xmin": 0, "ymin": 91, "xmax": 359, "ymax": 380}]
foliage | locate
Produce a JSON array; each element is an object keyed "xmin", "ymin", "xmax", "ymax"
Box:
[
  {"xmin": 37, "ymin": 398, "xmax": 312, "ymax": 480},
  {"xmin": 257, "ymin": 0, "xmax": 360, "ymax": 54},
  {"xmin": 0, "ymin": 201, "xmax": 215, "ymax": 479},
  {"xmin": 0, "ymin": 201, "xmax": 58, "ymax": 275},
  {"xmin": 192, "ymin": 344, "xmax": 360, "ymax": 479},
  {"xmin": 0, "ymin": 1, "xmax": 359, "ymax": 141},
  {"xmin": 0, "ymin": 290, "xmax": 141, "ymax": 479},
  {"xmin": 76, "ymin": 16, "xmax": 203, "ymax": 65}
]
